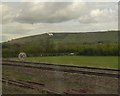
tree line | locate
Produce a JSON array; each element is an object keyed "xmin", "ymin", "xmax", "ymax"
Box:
[{"xmin": 2, "ymin": 42, "xmax": 119, "ymax": 58}]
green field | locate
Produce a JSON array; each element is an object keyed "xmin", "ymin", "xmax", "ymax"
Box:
[{"xmin": 10, "ymin": 56, "xmax": 118, "ymax": 69}]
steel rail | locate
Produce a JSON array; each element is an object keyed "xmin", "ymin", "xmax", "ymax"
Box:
[
  {"xmin": 2, "ymin": 62, "xmax": 120, "ymax": 78},
  {"xmin": 2, "ymin": 60, "xmax": 119, "ymax": 72}
]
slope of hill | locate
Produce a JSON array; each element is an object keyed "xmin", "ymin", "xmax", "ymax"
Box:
[
  {"xmin": 2, "ymin": 31, "xmax": 119, "ymax": 57},
  {"xmin": 7, "ymin": 31, "xmax": 118, "ymax": 44}
]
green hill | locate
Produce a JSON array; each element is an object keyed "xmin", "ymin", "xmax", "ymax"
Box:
[
  {"xmin": 7, "ymin": 30, "xmax": 118, "ymax": 44},
  {"xmin": 2, "ymin": 31, "xmax": 119, "ymax": 57}
]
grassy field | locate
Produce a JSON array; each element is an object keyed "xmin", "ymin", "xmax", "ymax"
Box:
[{"xmin": 9, "ymin": 56, "xmax": 118, "ymax": 69}]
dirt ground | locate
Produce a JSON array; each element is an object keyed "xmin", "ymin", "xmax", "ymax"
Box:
[{"xmin": 2, "ymin": 66, "xmax": 119, "ymax": 94}]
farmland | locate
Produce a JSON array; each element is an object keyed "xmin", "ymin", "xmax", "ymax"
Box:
[{"xmin": 8, "ymin": 56, "xmax": 118, "ymax": 69}]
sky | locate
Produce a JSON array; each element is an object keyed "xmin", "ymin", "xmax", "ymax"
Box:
[{"xmin": 1, "ymin": 1, "xmax": 118, "ymax": 42}]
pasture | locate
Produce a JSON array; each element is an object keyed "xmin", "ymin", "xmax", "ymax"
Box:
[{"xmin": 9, "ymin": 56, "xmax": 118, "ymax": 69}]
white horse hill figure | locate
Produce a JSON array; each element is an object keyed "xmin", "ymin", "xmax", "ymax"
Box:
[{"xmin": 18, "ymin": 52, "xmax": 27, "ymax": 60}]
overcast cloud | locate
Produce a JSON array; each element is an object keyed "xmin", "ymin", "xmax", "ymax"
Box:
[{"xmin": 1, "ymin": 2, "xmax": 118, "ymax": 42}]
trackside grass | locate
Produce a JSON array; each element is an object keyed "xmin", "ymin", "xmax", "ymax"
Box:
[{"xmin": 8, "ymin": 56, "xmax": 118, "ymax": 69}]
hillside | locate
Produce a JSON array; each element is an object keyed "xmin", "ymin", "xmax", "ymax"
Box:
[
  {"xmin": 2, "ymin": 31, "xmax": 119, "ymax": 57},
  {"xmin": 7, "ymin": 31, "xmax": 118, "ymax": 44}
]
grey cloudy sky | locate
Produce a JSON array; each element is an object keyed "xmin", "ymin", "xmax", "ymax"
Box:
[{"xmin": 1, "ymin": 1, "xmax": 118, "ymax": 42}]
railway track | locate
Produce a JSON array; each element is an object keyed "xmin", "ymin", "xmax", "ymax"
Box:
[
  {"xmin": 2, "ymin": 60, "xmax": 120, "ymax": 78},
  {"xmin": 2, "ymin": 78, "xmax": 60, "ymax": 94},
  {"xmin": 2, "ymin": 78, "xmax": 45, "ymax": 90},
  {"xmin": 2, "ymin": 78, "xmax": 92, "ymax": 94},
  {"xmin": 3, "ymin": 60, "xmax": 119, "ymax": 71}
]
